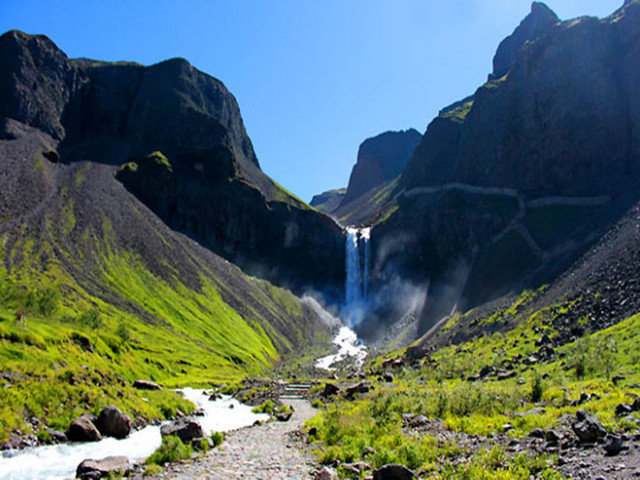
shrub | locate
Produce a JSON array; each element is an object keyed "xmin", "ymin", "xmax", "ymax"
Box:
[
  {"xmin": 143, "ymin": 465, "xmax": 163, "ymax": 476},
  {"xmin": 531, "ymin": 372, "xmax": 544, "ymax": 403},
  {"xmin": 252, "ymin": 399, "xmax": 275, "ymax": 414},
  {"xmin": 210, "ymin": 431, "xmax": 224, "ymax": 448},
  {"xmin": 145, "ymin": 435, "xmax": 192, "ymax": 465},
  {"xmin": 312, "ymin": 399, "xmax": 325, "ymax": 409}
]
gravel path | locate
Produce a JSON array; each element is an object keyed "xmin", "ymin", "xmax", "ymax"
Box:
[{"xmin": 139, "ymin": 399, "xmax": 318, "ymax": 480}]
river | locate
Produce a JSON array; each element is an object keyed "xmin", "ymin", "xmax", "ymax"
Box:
[{"xmin": 0, "ymin": 389, "xmax": 268, "ymax": 480}]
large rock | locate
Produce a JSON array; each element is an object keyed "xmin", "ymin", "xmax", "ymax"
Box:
[
  {"xmin": 160, "ymin": 418, "xmax": 204, "ymax": 443},
  {"xmin": 76, "ymin": 456, "xmax": 130, "ymax": 480},
  {"xmin": 132, "ymin": 379, "xmax": 162, "ymax": 390},
  {"xmin": 95, "ymin": 405, "xmax": 132, "ymax": 439},
  {"xmin": 572, "ymin": 409, "xmax": 607, "ymax": 443},
  {"xmin": 66, "ymin": 414, "xmax": 101, "ymax": 442},
  {"xmin": 373, "ymin": 464, "xmax": 416, "ymax": 480}
]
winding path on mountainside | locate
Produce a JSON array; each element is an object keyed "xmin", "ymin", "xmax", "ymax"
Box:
[{"xmin": 138, "ymin": 399, "xmax": 318, "ymax": 480}]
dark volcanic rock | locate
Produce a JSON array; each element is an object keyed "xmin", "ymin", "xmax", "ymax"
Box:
[
  {"xmin": 341, "ymin": 129, "xmax": 421, "ymax": 206},
  {"xmin": 95, "ymin": 405, "xmax": 132, "ymax": 439},
  {"xmin": 76, "ymin": 456, "xmax": 130, "ymax": 480},
  {"xmin": 0, "ymin": 30, "xmax": 344, "ymax": 297},
  {"xmin": 160, "ymin": 418, "xmax": 204, "ymax": 443},
  {"xmin": 132, "ymin": 379, "xmax": 161, "ymax": 390},
  {"xmin": 310, "ymin": 189, "xmax": 346, "ymax": 216},
  {"xmin": 572, "ymin": 410, "xmax": 607, "ymax": 443},
  {"xmin": 373, "ymin": 463, "xmax": 416, "ymax": 480},
  {"xmin": 66, "ymin": 414, "xmax": 102, "ymax": 442},
  {"xmin": 0, "ymin": 30, "xmax": 84, "ymax": 140},
  {"xmin": 491, "ymin": 2, "xmax": 559, "ymax": 79}
]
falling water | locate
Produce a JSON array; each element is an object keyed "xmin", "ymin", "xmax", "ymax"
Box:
[{"xmin": 344, "ymin": 226, "xmax": 371, "ymax": 325}]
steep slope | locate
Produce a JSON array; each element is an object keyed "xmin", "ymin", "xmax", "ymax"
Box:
[
  {"xmin": 0, "ymin": 32, "xmax": 336, "ymax": 445},
  {"xmin": 310, "ymin": 129, "xmax": 420, "ymax": 225},
  {"xmin": 0, "ymin": 30, "xmax": 344, "ymax": 298},
  {"xmin": 362, "ymin": 1, "xmax": 640, "ymax": 343},
  {"xmin": 310, "ymin": 188, "xmax": 346, "ymax": 214}
]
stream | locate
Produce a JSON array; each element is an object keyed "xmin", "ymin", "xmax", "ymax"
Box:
[
  {"xmin": 315, "ymin": 326, "xmax": 367, "ymax": 370},
  {"xmin": 0, "ymin": 389, "xmax": 269, "ymax": 480}
]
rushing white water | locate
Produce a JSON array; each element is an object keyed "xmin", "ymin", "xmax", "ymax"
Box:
[
  {"xmin": 0, "ymin": 390, "xmax": 268, "ymax": 480},
  {"xmin": 315, "ymin": 326, "xmax": 367, "ymax": 370},
  {"xmin": 345, "ymin": 227, "xmax": 362, "ymax": 310},
  {"xmin": 344, "ymin": 226, "xmax": 371, "ymax": 325}
]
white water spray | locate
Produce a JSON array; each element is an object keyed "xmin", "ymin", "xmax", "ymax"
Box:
[{"xmin": 344, "ymin": 226, "xmax": 371, "ymax": 326}]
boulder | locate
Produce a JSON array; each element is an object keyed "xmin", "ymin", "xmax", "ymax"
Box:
[
  {"xmin": 314, "ymin": 466, "xmax": 337, "ymax": 480},
  {"xmin": 373, "ymin": 464, "xmax": 417, "ymax": 480},
  {"xmin": 408, "ymin": 415, "xmax": 429, "ymax": 428},
  {"xmin": 76, "ymin": 456, "xmax": 130, "ymax": 480},
  {"xmin": 322, "ymin": 383, "xmax": 340, "ymax": 397},
  {"xmin": 603, "ymin": 434, "xmax": 623, "ymax": 456},
  {"xmin": 66, "ymin": 414, "xmax": 102, "ymax": 442},
  {"xmin": 346, "ymin": 382, "xmax": 370, "ymax": 398},
  {"xmin": 132, "ymin": 379, "xmax": 161, "ymax": 390},
  {"xmin": 572, "ymin": 410, "xmax": 607, "ymax": 443},
  {"xmin": 275, "ymin": 410, "xmax": 293, "ymax": 422},
  {"xmin": 160, "ymin": 418, "xmax": 204, "ymax": 443},
  {"xmin": 44, "ymin": 428, "xmax": 67, "ymax": 444},
  {"xmin": 616, "ymin": 403, "xmax": 633, "ymax": 417},
  {"xmin": 95, "ymin": 405, "xmax": 132, "ymax": 439}
]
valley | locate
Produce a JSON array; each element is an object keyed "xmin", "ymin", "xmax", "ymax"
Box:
[{"xmin": 1, "ymin": 0, "xmax": 640, "ymax": 479}]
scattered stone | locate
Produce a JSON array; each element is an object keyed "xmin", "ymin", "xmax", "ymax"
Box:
[
  {"xmin": 132, "ymin": 380, "xmax": 161, "ymax": 390},
  {"xmin": 612, "ymin": 375, "xmax": 626, "ymax": 385},
  {"xmin": 76, "ymin": 456, "xmax": 130, "ymax": 480},
  {"xmin": 160, "ymin": 418, "xmax": 204, "ymax": 443},
  {"xmin": 373, "ymin": 463, "xmax": 416, "ymax": 480},
  {"xmin": 44, "ymin": 428, "xmax": 67, "ymax": 444},
  {"xmin": 66, "ymin": 414, "xmax": 102, "ymax": 442},
  {"xmin": 516, "ymin": 407, "xmax": 546, "ymax": 417},
  {"xmin": 322, "ymin": 383, "xmax": 340, "ymax": 397},
  {"xmin": 315, "ymin": 466, "xmax": 337, "ymax": 480},
  {"xmin": 383, "ymin": 373, "xmax": 394, "ymax": 383},
  {"xmin": 616, "ymin": 403, "xmax": 634, "ymax": 417},
  {"xmin": 545, "ymin": 429, "xmax": 561, "ymax": 446},
  {"xmin": 572, "ymin": 410, "xmax": 607, "ymax": 443},
  {"xmin": 479, "ymin": 365, "xmax": 495, "ymax": 378},
  {"xmin": 528, "ymin": 428, "xmax": 546, "ymax": 439},
  {"xmin": 603, "ymin": 434, "xmax": 624, "ymax": 456},
  {"xmin": 346, "ymin": 382, "xmax": 370, "ymax": 398},
  {"xmin": 467, "ymin": 374, "xmax": 481, "ymax": 382},
  {"xmin": 95, "ymin": 405, "xmax": 132, "ymax": 439},
  {"xmin": 275, "ymin": 410, "xmax": 293, "ymax": 422},
  {"xmin": 409, "ymin": 415, "xmax": 429, "ymax": 428},
  {"xmin": 497, "ymin": 371, "xmax": 517, "ymax": 380},
  {"xmin": 208, "ymin": 392, "xmax": 223, "ymax": 401}
]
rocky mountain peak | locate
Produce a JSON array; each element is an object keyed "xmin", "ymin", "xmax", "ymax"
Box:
[
  {"xmin": 491, "ymin": 2, "xmax": 559, "ymax": 79},
  {"xmin": 340, "ymin": 129, "xmax": 421, "ymax": 206},
  {"xmin": 0, "ymin": 30, "xmax": 84, "ymax": 140}
]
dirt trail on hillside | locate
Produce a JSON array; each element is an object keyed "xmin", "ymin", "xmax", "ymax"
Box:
[{"xmin": 138, "ymin": 399, "xmax": 317, "ymax": 480}]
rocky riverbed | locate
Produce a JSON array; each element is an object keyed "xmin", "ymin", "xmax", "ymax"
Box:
[{"xmin": 136, "ymin": 398, "xmax": 317, "ymax": 480}]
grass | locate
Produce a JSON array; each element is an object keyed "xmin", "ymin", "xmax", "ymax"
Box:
[
  {"xmin": 307, "ymin": 285, "xmax": 640, "ymax": 479},
  {"xmin": 146, "ymin": 435, "xmax": 193, "ymax": 466}
]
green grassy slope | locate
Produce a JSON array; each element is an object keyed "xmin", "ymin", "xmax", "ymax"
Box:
[{"xmin": 0, "ymin": 129, "xmax": 332, "ymax": 443}]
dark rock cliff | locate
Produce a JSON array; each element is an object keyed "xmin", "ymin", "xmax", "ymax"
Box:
[
  {"xmin": 0, "ymin": 30, "xmax": 344, "ymax": 296},
  {"xmin": 340, "ymin": 129, "xmax": 421, "ymax": 206},
  {"xmin": 367, "ymin": 1, "xmax": 640, "ymax": 342}
]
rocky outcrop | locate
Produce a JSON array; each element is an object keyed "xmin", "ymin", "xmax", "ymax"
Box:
[
  {"xmin": 340, "ymin": 129, "xmax": 420, "ymax": 207},
  {"xmin": 310, "ymin": 189, "xmax": 346, "ymax": 215},
  {"xmin": 0, "ymin": 30, "xmax": 344, "ymax": 295},
  {"xmin": 0, "ymin": 30, "xmax": 84, "ymax": 140},
  {"xmin": 368, "ymin": 1, "xmax": 640, "ymax": 340},
  {"xmin": 491, "ymin": 2, "xmax": 559, "ymax": 79},
  {"xmin": 133, "ymin": 379, "xmax": 162, "ymax": 390}
]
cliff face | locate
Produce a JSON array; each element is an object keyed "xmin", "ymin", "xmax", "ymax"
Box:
[
  {"xmin": 0, "ymin": 30, "xmax": 344, "ymax": 295},
  {"xmin": 401, "ymin": 1, "xmax": 640, "ymax": 196},
  {"xmin": 341, "ymin": 129, "xmax": 420, "ymax": 206},
  {"xmin": 368, "ymin": 1, "xmax": 640, "ymax": 341}
]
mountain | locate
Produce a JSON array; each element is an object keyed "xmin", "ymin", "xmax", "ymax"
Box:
[
  {"xmin": 0, "ymin": 30, "xmax": 344, "ymax": 299},
  {"xmin": 310, "ymin": 188, "xmax": 346, "ymax": 213},
  {"xmin": 359, "ymin": 0, "xmax": 640, "ymax": 344},
  {"xmin": 0, "ymin": 30, "xmax": 337, "ymax": 445},
  {"xmin": 311, "ymin": 129, "xmax": 420, "ymax": 225}
]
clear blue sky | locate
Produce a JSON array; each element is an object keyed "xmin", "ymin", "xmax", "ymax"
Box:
[{"xmin": 0, "ymin": 0, "xmax": 623, "ymax": 202}]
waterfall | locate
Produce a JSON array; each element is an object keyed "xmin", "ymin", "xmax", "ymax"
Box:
[{"xmin": 344, "ymin": 226, "xmax": 371, "ymax": 325}]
